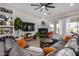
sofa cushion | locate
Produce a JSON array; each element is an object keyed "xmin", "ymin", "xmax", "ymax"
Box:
[
  {"xmin": 27, "ymin": 46, "xmax": 43, "ymax": 53},
  {"xmin": 9, "ymin": 45, "xmax": 25, "ymax": 56},
  {"xmin": 25, "ymin": 46, "xmax": 44, "ymax": 56},
  {"xmin": 0, "ymin": 41, "xmax": 5, "ymax": 56},
  {"xmin": 47, "ymin": 40, "xmax": 66, "ymax": 56},
  {"xmin": 5, "ymin": 38, "xmax": 16, "ymax": 52},
  {"xmin": 22, "ymin": 49, "xmax": 31, "ymax": 56},
  {"xmin": 54, "ymin": 48, "xmax": 76, "ymax": 56},
  {"xmin": 64, "ymin": 38, "xmax": 78, "ymax": 53},
  {"xmin": 9, "ymin": 45, "xmax": 44, "ymax": 56},
  {"xmin": 43, "ymin": 47, "xmax": 56, "ymax": 54}
]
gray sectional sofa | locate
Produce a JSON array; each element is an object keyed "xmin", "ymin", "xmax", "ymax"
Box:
[
  {"xmin": 46, "ymin": 37, "xmax": 79, "ymax": 56},
  {"xmin": 0, "ymin": 35, "xmax": 79, "ymax": 56},
  {"xmin": 5, "ymin": 38, "xmax": 44, "ymax": 56}
]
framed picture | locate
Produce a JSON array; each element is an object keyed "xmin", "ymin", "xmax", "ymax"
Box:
[{"xmin": 41, "ymin": 21, "xmax": 46, "ymax": 26}]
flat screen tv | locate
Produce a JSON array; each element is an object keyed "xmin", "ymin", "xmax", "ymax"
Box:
[{"xmin": 22, "ymin": 22, "xmax": 35, "ymax": 31}]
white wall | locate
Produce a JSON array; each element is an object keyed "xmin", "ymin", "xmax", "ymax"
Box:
[
  {"xmin": 13, "ymin": 9, "xmax": 50, "ymax": 37},
  {"xmin": 0, "ymin": 4, "xmax": 50, "ymax": 37},
  {"xmin": 13, "ymin": 10, "xmax": 42, "ymax": 37},
  {"xmin": 0, "ymin": 4, "xmax": 43, "ymax": 37}
]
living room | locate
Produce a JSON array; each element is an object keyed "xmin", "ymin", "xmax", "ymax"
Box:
[{"xmin": 0, "ymin": 3, "xmax": 79, "ymax": 56}]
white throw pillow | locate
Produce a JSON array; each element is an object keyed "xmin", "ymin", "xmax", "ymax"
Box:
[
  {"xmin": 27, "ymin": 46, "xmax": 43, "ymax": 53},
  {"xmin": 25, "ymin": 46, "xmax": 44, "ymax": 56}
]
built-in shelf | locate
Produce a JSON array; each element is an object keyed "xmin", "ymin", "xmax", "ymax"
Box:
[
  {"xmin": 0, "ymin": 25, "xmax": 13, "ymax": 28},
  {"xmin": 0, "ymin": 7, "xmax": 13, "ymax": 38},
  {"xmin": 0, "ymin": 34, "xmax": 13, "ymax": 37},
  {"xmin": 0, "ymin": 25, "xmax": 14, "ymax": 37}
]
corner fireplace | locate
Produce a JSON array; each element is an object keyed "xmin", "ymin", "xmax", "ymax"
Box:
[{"xmin": 38, "ymin": 28, "xmax": 48, "ymax": 38}]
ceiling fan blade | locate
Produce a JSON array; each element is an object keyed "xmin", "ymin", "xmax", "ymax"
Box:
[
  {"xmin": 46, "ymin": 3, "xmax": 53, "ymax": 6},
  {"xmin": 34, "ymin": 6, "xmax": 41, "ymax": 10},
  {"xmin": 45, "ymin": 7, "xmax": 48, "ymax": 11},
  {"xmin": 46, "ymin": 6, "xmax": 55, "ymax": 8},
  {"xmin": 40, "ymin": 3, "xmax": 45, "ymax": 6},
  {"xmin": 40, "ymin": 3, "xmax": 43, "ymax": 5},
  {"xmin": 31, "ymin": 4, "xmax": 40, "ymax": 6}
]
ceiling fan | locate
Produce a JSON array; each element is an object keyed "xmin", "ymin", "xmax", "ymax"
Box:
[{"xmin": 31, "ymin": 3, "xmax": 55, "ymax": 12}]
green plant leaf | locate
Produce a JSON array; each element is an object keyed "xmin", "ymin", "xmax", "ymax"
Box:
[{"xmin": 14, "ymin": 17, "xmax": 23, "ymax": 30}]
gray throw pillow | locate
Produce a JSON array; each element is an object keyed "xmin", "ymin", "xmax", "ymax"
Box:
[
  {"xmin": 5, "ymin": 38, "xmax": 16, "ymax": 52},
  {"xmin": 55, "ymin": 48, "xmax": 76, "ymax": 56},
  {"xmin": 64, "ymin": 38, "xmax": 78, "ymax": 53}
]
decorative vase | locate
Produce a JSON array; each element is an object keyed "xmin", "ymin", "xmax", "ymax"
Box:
[
  {"xmin": 36, "ymin": 36, "xmax": 39, "ymax": 39},
  {"xmin": 6, "ymin": 21, "xmax": 10, "ymax": 26}
]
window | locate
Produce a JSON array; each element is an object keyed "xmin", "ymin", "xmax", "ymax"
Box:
[
  {"xmin": 49, "ymin": 22, "xmax": 54, "ymax": 31},
  {"xmin": 56, "ymin": 23, "xmax": 59, "ymax": 34},
  {"xmin": 66, "ymin": 16, "xmax": 79, "ymax": 35}
]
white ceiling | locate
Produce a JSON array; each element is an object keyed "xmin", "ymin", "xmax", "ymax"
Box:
[{"xmin": 0, "ymin": 3, "xmax": 79, "ymax": 20}]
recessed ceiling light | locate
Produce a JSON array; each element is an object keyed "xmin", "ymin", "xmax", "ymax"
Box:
[{"xmin": 70, "ymin": 3, "xmax": 74, "ymax": 6}]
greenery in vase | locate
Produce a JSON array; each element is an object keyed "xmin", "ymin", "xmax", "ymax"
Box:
[
  {"xmin": 14, "ymin": 17, "xmax": 23, "ymax": 37},
  {"xmin": 0, "ymin": 28, "xmax": 3, "ymax": 35},
  {"xmin": 36, "ymin": 32, "xmax": 40, "ymax": 38},
  {"xmin": 10, "ymin": 21, "xmax": 13, "ymax": 26},
  {"xmin": 4, "ymin": 18, "xmax": 8, "ymax": 21},
  {"xmin": 3, "ymin": 18, "xmax": 8, "ymax": 25}
]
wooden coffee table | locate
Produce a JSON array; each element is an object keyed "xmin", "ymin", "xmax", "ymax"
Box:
[{"xmin": 40, "ymin": 38, "xmax": 54, "ymax": 48}]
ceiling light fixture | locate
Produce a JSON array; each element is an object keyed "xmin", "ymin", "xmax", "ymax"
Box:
[
  {"xmin": 31, "ymin": 3, "xmax": 55, "ymax": 12},
  {"xmin": 42, "ymin": 6, "xmax": 45, "ymax": 9},
  {"xmin": 70, "ymin": 3, "xmax": 74, "ymax": 6},
  {"xmin": 44, "ymin": 13, "xmax": 47, "ymax": 15}
]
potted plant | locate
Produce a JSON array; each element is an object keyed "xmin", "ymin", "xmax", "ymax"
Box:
[
  {"xmin": 36, "ymin": 32, "xmax": 40, "ymax": 39},
  {"xmin": 14, "ymin": 17, "xmax": 23, "ymax": 37},
  {"xmin": 4, "ymin": 18, "xmax": 8, "ymax": 21},
  {"xmin": 0, "ymin": 28, "xmax": 3, "ymax": 35}
]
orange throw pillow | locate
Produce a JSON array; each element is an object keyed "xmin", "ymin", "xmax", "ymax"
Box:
[
  {"xmin": 43, "ymin": 47, "xmax": 56, "ymax": 54},
  {"xmin": 16, "ymin": 37, "xmax": 27, "ymax": 48},
  {"xmin": 63, "ymin": 35, "xmax": 72, "ymax": 43}
]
